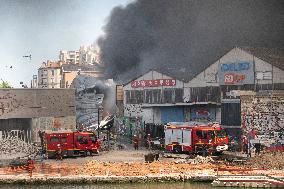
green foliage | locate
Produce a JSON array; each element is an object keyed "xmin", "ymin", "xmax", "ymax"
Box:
[{"xmin": 0, "ymin": 80, "xmax": 11, "ymax": 88}]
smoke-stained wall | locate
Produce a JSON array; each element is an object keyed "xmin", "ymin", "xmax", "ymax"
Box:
[{"xmin": 98, "ymin": 0, "xmax": 284, "ymax": 82}]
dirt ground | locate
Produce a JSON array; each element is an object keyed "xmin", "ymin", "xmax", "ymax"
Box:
[
  {"xmin": 44, "ymin": 149, "xmax": 152, "ymax": 165},
  {"xmin": 1, "ymin": 149, "xmax": 284, "ymax": 178}
]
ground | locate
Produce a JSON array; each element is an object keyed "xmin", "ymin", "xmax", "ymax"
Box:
[{"xmin": 0, "ymin": 148, "xmax": 284, "ymax": 181}]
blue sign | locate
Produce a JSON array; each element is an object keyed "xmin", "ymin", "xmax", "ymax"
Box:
[
  {"xmin": 218, "ymin": 61, "xmax": 254, "ymax": 85},
  {"xmin": 221, "ymin": 61, "xmax": 250, "ymax": 72}
]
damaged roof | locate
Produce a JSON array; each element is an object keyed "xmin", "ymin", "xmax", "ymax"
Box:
[{"xmin": 240, "ymin": 47, "xmax": 284, "ymax": 71}]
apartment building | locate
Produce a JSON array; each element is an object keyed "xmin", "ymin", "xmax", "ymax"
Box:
[
  {"xmin": 59, "ymin": 50, "xmax": 80, "ymax": 64},
  {"xmin": 38, "ymin": 61, "xmax": 63, "ymax": 88}
]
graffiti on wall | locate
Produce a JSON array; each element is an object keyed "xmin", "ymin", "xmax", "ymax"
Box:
[
  {"xmin": 124, "ymin": 104, "xmax": 143, "ymax": 118},
  {"xmin": 218, "ymin": 61, "xmax": 254, "ymax": 85},
  {"xmin": 241, "ymin": 94, "xmax": 284, "ymax": 147},
  {"xmin": 0, "ymin": 93, "xmax": 22, "ymax": 117},
  {"xmin": 190, "ymin": 108, "xmax": 216, "ymax": 122}
]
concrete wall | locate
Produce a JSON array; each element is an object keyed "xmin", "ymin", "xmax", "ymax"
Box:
[
  {"xmin": 0, "ymin": 89, "xmax": 75, "ymax": 119},
  {"xmin": 0, "ymin": 89, "xmax": 76, "ymax": 142}
]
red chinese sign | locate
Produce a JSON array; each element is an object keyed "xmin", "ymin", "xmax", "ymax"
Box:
[{"xmin": 131, "ymin": 79, "xmax": 176, "ymax": 88}]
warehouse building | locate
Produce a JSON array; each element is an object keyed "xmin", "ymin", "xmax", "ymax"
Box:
[
  {"xmin": 194, "ymin": 47, "xmax": 284, "ymax": 137},
  {"xmin": 123, "ymin": 47, "xmax": 284, "ymax": 139}
]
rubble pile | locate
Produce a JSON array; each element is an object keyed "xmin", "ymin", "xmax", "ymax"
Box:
[
  {"xmin": 77, "ymin": 160, "xmax": 216, "ymax": 176},
  {"xmin": 0, "ymin": 137, "xmax": 38, "ymax": 160},
  {"xmin": 99, "ymin": 140, "xmax": 119, "ymax": 151},
  {"xmin": 246, "ymin": 152, "xmax": 284, "ymax": 169},
  {"xmin": 174, "ymin": 155, "xmax": 214, "ymax": 164}
]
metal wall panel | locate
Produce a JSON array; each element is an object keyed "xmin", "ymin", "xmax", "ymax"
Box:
[
  {"xmin": 221, "ymin": 101, "xmax": 241, "ymax": 126},
  {"xmin": 161, "ymin": 107, "xmax": 184, "ymax": 124}
]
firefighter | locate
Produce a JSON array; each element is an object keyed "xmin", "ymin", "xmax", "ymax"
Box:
[
  {"xmin": 242, "ymin": 135, "xmax": 248, "ymax": 154},
  {"xmin": 146, "ymin": 134, "xmax": 152, "ymax": 150},
  {"xmin": 26, "ymin": 157, "xmax": 35, "ymax": 177},
  {"xmin": 132, "ymin": 135, "xmax": 139, "ymax": 150},
  {"xmin": 56, "ymin": 144, "xmax": 63, "ymax": 160}
]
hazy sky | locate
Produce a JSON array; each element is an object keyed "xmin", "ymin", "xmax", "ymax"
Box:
[{"xmin": 0, "ymin": 0, "xmax": 132, "ymax": 87}]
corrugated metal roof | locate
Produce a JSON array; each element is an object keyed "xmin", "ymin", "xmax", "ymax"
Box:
[
  {"xmin": 240, "ymin": 47, "xmax": 284, "ymax": 70},
  {"xmin": 122, "ymin": 47, "xmax": 284, "ymax": 85}
]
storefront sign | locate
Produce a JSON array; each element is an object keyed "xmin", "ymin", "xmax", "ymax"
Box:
[
  {"xmin": 131, "ymin": 79, "xmax": 176, "ymax": 88},
  {"xmin": 218, "ymin": 61, "xmax": 254, "ymax": 85}
]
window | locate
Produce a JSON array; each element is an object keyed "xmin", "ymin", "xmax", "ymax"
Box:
[
  {"xmin": 175, "ymin": 88, "xmax": 183, "ymax": 102},
  {"xmin": 61, "ymin": 137, "xmax": 67, "ymax": 143},
  {"xmin": 144, "ymin": 89, "xmax": 161, "ymax": 104},
  {"xmin": 144, "ymin": 90, "xmax": 153, "ymax": 103},
  {"xmin": 152, "ymin": 89, "xmax": 161, "ymax": 103},
  {"xmin": 215, "ymin": 130, "xmax": 227, "ymax": 138},
  {"xmin": 125, "ymin": 90, "xmax": 143, "ymax": 104},
  {"xmin": 51, "ymin": 70, "xmax": 54, "ymax": 76},
  {"xmin": 76, "ymin": 135, "xmax": 88, "ymax": 144},
  {"xmin": 89, "ymin": 134, "xmax": 97, "ymax": 143},
  {"xmin": 50, "ymin": 136, "xmax": 59, "ymax": 142},
  {"xmin": 163, "ymin": 89, "xmax": 174, "ymax": 103},
  {"xmin": 196, "ymin": 131, "xmax": 208, "ymax": 139}
]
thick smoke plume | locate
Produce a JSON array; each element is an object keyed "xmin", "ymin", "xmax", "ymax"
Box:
[{"xmin": 98, "ymin": 0, "xmax": 284, "ymax": 82}]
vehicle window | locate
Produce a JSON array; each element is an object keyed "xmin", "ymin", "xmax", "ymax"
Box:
[
  {"xmin": 77, "ymin": 136, "xmax": 83, "ymax": 144},
  {"xmin": 50, "ymin": 136, "xmax": 59, "ymax": 142},
  {"xmin": 77, "ymin": 135, "xmax": 88, "ymax": 144},
  {"xmin": 216, "ymin": 130, "xmax": 227, "ymax": 138},
  {"xmin": 196, "ymin": 131, "xmax": 207, "ymax": 139},
  {"xmin": 89, "ymin": 134, "xmax": 97, "ymax": 143},
  {"xmin": 208, "ymin": 131, "xmax": 215, "ymax": 139},
  {"xmin": 61, "ymin": 137, "xmax": 67, "ymax": 143}
]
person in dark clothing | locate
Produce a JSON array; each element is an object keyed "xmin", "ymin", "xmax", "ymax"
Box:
[
  {"xmin": 132, "ymin": 135, "xmax": 139, "ymax": 150},
  {"xmin": 254, "ymin": 143, "xmax": 261, "ymax": 155}
]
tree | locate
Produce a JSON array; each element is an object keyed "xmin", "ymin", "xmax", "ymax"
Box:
[{"xmin": 0, "ymin": 80, "xmax": 12, "ymax": 88}]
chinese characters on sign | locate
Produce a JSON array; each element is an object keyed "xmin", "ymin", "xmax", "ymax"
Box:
[
  {"xmin": 131, "ymin": 79, "xmax": 176, "ymax": 88},
  {"xmin": 218, "ymin": 61, "xmax": 254, "ymax": 85}
]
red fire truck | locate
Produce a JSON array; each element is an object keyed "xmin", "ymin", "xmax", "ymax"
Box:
[
  {"xmin": 44, "ymin": 131, "xmax": 100, "ymax": 158},
  {"xmin": 164, "ymin": 122, "xmax": 228, "ymax": 155}
]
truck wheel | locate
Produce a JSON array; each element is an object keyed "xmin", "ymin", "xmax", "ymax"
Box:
[
  {"xmin": 83, "ymin": 151, "xmax": 87, "ymax": 157},
  {"xmin": 213, "ymin": 151, "xmax": 222, "ymax": 156},
  {"xmin": 173, "ymin": 145, "xmax": 182, "ymax": 154}
]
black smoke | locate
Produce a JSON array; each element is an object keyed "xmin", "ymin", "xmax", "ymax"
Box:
[{"xmin": 98, "ymin": 0, "xmax": 284, "ymax": 82}]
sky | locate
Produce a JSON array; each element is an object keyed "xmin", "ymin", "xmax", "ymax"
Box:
[{"xmin": 0, "ymin": 0, "xmax": 132, "ymax": 87}]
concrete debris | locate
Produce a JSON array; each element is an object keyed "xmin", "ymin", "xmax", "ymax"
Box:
[
  {"xmin": 246, "ymin": 152, "xmax": 284, "ymax": 169},
  {"xmin": 77, "ymin": 160, "xmax": 216, "ymax": 177},
  {"xmin": 0, "ymin": 137, "xmax": 38, "ymax": 160},
  {"xmin": 174, "ymin": 155, "xmax": 214, "ymax": 164}
]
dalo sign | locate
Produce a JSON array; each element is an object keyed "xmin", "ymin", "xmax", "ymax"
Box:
[{"xmin": 218, "ymin": 61, "xmax": 254, "ymax": 85}]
